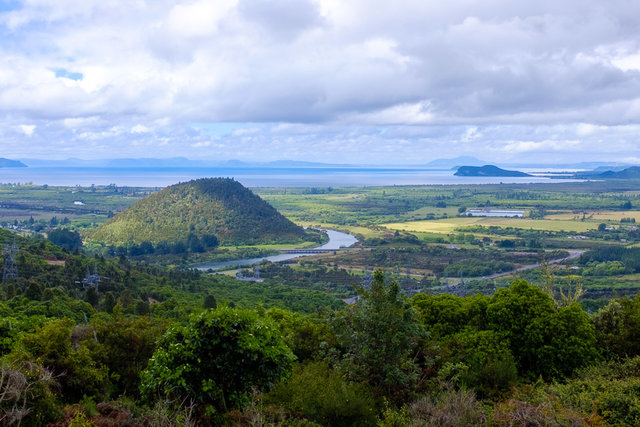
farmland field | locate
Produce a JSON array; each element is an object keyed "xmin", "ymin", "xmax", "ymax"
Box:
[
  {"xmin": 383, "ymin": 216, "xmax": 600, "ymax": 233},
  {"xmin": 546, "ymin": 210, "xmax": 640, "ymax": 222}
]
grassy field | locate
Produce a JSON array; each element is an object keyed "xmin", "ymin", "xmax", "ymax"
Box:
[
  {"xmin": 546, "ymin": 210, "xmax": 640, "ymax": 222},
  {"xmin": 384, "ymin": 217, "xmax": 599, "ymax": 234}
]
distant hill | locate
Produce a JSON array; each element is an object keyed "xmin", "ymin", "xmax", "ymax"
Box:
[
  {"xmin": 19, "ymin": 157, "xmax": 349, "ymax": 168},
  {"xmin": 426, "ymin": 156, "xmax": 487, "ymax": 169},
  {"xmin": 454, "ymin": 165, "xmax": 532, "ymax": 177},
  {"xmin": 0, "ymin": 158, "xmax": 27, "ymax": 168},
  {"xmin": 90, "ymin": 178, "xmax": 309, "ymax": 246},
  {"xmin": 596, "ymin": 166, "xmax": 640, "ymax": 179}
]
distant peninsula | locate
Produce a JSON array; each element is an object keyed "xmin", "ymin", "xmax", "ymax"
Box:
[
  {"xmin": 0, "ymin": 158, "xmax": 27, "ymax": 168},
  {"xmin": 595, "ymin": 166, "xmax": 640, "ymax": 179},
  {"xmin": 454, "ymin": 165, "xmax": 532, "ymax": 177}
]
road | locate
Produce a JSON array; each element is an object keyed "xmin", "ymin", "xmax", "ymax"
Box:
[
  {"xmin": 435, "ymin": 250, "xmax": 585, "ymax": 288},
  {"xmin": 476, "ymin": 250, "xmax": 585, "ymax": 281}
]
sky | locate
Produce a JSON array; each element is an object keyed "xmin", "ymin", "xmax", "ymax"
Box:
[{"xmin": 1, "ymin": 0, "xmax": 640, "ymax": 165}]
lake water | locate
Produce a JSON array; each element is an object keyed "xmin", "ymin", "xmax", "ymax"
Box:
[
  {"xmin": 197, "ymin": 229, "xmax": 359, "ymax": 271},
  {"xmin": 0, "ymin": 166, "xmax": 574, "ymax": 187}
]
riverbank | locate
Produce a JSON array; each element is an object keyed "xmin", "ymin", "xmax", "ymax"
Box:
[{"xmin": 197, "ymin": 229, "xmax": 358, "ymax": 271}]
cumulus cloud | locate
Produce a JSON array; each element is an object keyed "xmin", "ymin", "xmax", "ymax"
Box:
[
  {"xmin": 0, "ymin": 0, "xmax": 640, "ymax": 163},
  {"xmin": 131, "ymin": 124, "xmax": 150, "ymax": 134},
  {"xmin": 18, "ymin": 124, "xmax": 35, "ymax": 136}
]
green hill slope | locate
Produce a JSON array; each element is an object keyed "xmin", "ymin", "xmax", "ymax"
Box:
[{"xmin": 90, "ymin": 178, "xmax": 308, "ymax": 246}]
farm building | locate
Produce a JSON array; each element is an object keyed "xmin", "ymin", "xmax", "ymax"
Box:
[{"xmin": 465, "ymin": 209, "xmax": 525, "ymax": 218}]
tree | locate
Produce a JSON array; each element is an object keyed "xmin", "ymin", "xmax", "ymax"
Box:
[
  {"xmin": 101, "ymin": 292, "xmax": 116, "ymax": 313},
  {"xmin": 47, "ymin": 229, "xmax": 82, "ymax": 252},
  {"xmin": 332, "ymin": 270, "xmax": 425, "ymax": 401},
  {"xmin": 13, "ymin": 319, "xmax": 108, "ymax": 402},
  {"xmin": 89, "ymin": 316, "xmax": 166, "ymax": 398},
  {"xmin": 25, "ymin": 281, "xmax": 42, "ymax": 301},
  {"xmin": 140, "ymin": 307, "xmax": 294, "ymax": 414},
  {"xmin": 135, "ymin": 300, "xmax": 150, "ymax": 315},
  {"xmin": 486, "ymin": 280, "xmax": 598, "ymax": 380},
  {"xmin": 593, "ymin": 296, "xmax": 640, "ymax": 358},
  {"xmin": 187, "ymin": 233, "xmax": 205, "ymax": 253},
  {"xmin": 85, "ymin": 286, "xmax": 99, "ymax": 307},
  {"xmin": 203, "ymin": 294, "xmax": 217, "ymax": 309},
  {"xmin": 201, "ymin": 234, "xmax": 219, "ymax": 249}
]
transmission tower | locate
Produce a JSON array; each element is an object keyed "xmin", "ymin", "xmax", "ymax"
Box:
[
  {"xmin": 82, "ymin": 263, "xmax": 101, "ymax": 291},
  {"xmin": 2, "ymin": 239, "xmax": 18, "ymax": 282}
]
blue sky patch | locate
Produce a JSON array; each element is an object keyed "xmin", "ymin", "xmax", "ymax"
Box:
[
  {"xmin": 0, "ymin": 1, "xmax": 20, "ymax": 13},
  {"xmin": 54, "ymin": 68, "xmax": 83, "ymax": 81}
]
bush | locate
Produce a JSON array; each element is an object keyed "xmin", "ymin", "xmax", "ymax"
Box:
[
  {"xmin": 409, "ymin": 389, "xmax": 487, "ymax": 426},
  {"xmin": 0, "ymin": 361, "xmax": 61, "ymax": 426},
  {"xmin": 266, "ymin": 362, "xmax": 377, "ymax": 427},
  {"xmin": 492, "ymin": 398, "xmax": 587, "ymax": 427},
  {"xmin": 140, "ymin": 307, "xmax": 295, "ymax": 415},
  {"xmin": 546, "ymin": 357, "xmax": 640, "ymax": 426},
  {"xmin": 443, "ymin": 330, "xmax": 518, "ymax": 398}
]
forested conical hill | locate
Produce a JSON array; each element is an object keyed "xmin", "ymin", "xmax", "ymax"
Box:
[{"xmin": 90, "ymin": 178, "xmax": 308, "ymax": 246}]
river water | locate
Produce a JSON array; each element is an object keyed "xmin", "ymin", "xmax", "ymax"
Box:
[{"xmin": 196, "ymin": 229, "xmax": 358, "ymax": 271}]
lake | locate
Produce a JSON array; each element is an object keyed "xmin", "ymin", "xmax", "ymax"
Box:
[{"xmin": 0, "ymin": 166, "xmax": 574, "ymax": 187}]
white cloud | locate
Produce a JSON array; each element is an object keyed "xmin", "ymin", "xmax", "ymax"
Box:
[
  {"xmin": 461, "ymin": 127, "xmax": 481, "ymax": 142},
  {"xmin": 131, "ymin": 124, "xmax": 150, "ymax": 134},
  {"xmin": 167, "ymin": 0, "xmax": 237, "ymax": 38},
  {"xmin": 1, "ymin": 1, "xmax": 640, "ymax": 163},
  {"xmin": 612, "ymin": 52, "xmax": 640, "ymax": 72},
  {"xmin": 18, "ymin": 124, "xmax": 35, "ymax": 136},
  {"xmin": 503, "ymin": 139, "xmax": 581, "ymax": 153}
]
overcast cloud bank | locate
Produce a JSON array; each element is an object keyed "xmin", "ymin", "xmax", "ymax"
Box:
[{"xmin": 1, "ymin": 0, "xmax": 640, "ymax": 164}]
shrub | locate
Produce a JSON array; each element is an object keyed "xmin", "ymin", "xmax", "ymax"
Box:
[
  {"xmin": 0, "ymin": 361, "xmax": 60, "ymax": 426},
  {"xmin": 140, "ymin": 307, "xmax": 295, "ymax": 415},
  {"xmin": 266, "ymin": 362, "xmax": 377, "ymax": 427},
  {"xmin": 409, "ymin": 389, "xmax": 487, "ymax": 426}
]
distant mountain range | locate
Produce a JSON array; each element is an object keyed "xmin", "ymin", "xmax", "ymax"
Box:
[
  {"xmin": 454, "ymin": 165, "xmax": 532, "ymax": 177},
  {"xmin": 15, "ymin": 156, "xmax": 640, "ymax": 173},
  {"xmin": 574, "ymin": 166, "xmax": 640, "ymax": 179},
  {"xmin": 0, "ymin": 158, "xmax": 27, "ymax": 168},
  {"xmin": 424, "ymin": 156, "xmax": 488, "ymax": 168},
  {"xmin": 19, "ymin": 158, "xmax": 351, "ymax": 168}
]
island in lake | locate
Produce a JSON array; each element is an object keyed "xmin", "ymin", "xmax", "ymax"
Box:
[
  {"xmin": 0, "ymin": 158, "xmax": 27, "ymax": 168},
  {"xmin": 454, "ymin": 165, "xmax": 532, "ymax": 177}
]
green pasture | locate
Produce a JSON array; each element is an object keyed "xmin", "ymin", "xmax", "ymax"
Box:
[
  {"xmin": 384, "ymin": 217, "xmax": 599, "ymax": 234},
  {"xmin": 546, "ymin": 210, "xmax": 640, "ymax": 222}
]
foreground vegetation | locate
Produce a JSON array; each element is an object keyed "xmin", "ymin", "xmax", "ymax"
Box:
[
  {"xmin": 2, "ymin": 179, "xmax": 640, "ymax": 424},
  {"xmin": 1, "ymin": 225, "xmax": 640, "ymax": 425}
]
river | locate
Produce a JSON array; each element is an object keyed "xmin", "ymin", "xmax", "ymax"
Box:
[{"xmin": 196, "ymin": 229, "xmax": 358, "ymax": 271}]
